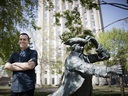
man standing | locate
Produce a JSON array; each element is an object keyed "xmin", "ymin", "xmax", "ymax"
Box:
[{"xmin": 4, "ymin": 33, "xmax": 38, "ymax": 96}]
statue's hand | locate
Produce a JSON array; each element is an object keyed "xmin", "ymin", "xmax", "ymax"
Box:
[
  {"xmin": 85, "ymin": 35, "xmax": 94, "ymax": 42},
  {"xmin": 108, "ymin": 65, "xmax": 124, "ymax": 75},
  {"xmin": 85, "ymin": 35, "xmax": 98, "ymax": 48}
]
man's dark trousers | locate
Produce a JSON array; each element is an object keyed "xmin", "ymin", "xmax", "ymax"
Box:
[{"xmin": 10, "ymin": 89, "xmax": 34, "ymax": 96}]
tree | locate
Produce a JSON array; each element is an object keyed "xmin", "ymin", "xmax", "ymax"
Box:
[
  {"xmin": 97, "ymin": 28, "xmax": 128, "ymax": 87},
  {"xmin": 36, "ymin": 20, "xmax": 65, "ymax": 87},
  {"xmin": 0, "ymin": 0, "xmax": 39, "ymax": 34},
  {"xmin": 97, "ymin": 28, "xmax": 128, "ymax": 73},
  {"xmin": 0, "ymin": 0, "xmax": 39, "ymax": 76},
  {"xmin": 0, "ymin": 0, "xmax": 39, "ymax": 63},
  {"xmin": 0, "ymin": 31, "xmax": 20, "ymax": 63}
]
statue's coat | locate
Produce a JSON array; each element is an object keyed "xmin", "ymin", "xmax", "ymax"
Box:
[{"xmin": 48, "ymin": 43, "xmax": 110, "ymax": 96}]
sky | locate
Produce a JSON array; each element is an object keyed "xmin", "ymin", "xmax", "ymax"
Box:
[{"xmin": 100, "ymin": 0, "xmax": 128, "ymax": 32}]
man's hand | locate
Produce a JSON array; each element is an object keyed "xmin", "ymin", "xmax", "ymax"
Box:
[
  {"xmin": 107, "ymin": 65, "xmax": 124, "ymax": 75},
  {"xmin": 4, "ymin": 62, "xmax": 23, "ymax": 71},
  {"xmin": 4, "ymin": 63, "xmax": 12, "ymax": 69}
]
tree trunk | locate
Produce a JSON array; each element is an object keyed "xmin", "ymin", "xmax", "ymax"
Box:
[
  {"xmin": 108, "ymin": 73, "xmax": 112, "ymax": 87},
  {"xmin": 39, "ymin": 59, "xmax": 43, "ymax": 87},
  {"xmin": 59, "ymin": 71, "xmax": 65, "ymax": 87}
]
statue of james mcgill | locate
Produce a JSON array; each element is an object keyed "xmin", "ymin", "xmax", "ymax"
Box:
[{"xmin": 48, "ymin": 35, "xmax": 124, "ymax": 96}]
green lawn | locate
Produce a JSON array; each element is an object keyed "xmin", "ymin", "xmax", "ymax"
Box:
[
  {"xmin": 0, "ymin": 86, "xmax": 128, "ymax": 96},
  {"xmin": 1, "ymin": 91, "xmax": 128, "ymax": 96}
]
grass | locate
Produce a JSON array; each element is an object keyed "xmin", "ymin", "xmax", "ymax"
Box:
[
  {"xmin": 0, "ymin": 92, "xmax": 51, "ymax": 96},
  {"xmin": 93, "ymin": 85, "xmax": 128, "ymax": 92},
  {"xmin": 0, "ymin": 86, "xmax": 11, "ymax": 89},
  {"xmin": 0, "ymin": 86, "xmax": 128, "ymax": 96}
]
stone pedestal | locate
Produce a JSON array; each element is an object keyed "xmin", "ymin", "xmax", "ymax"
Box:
[
  {"xmin": 92, "ymin": 76, "xmax": 99, "ymax": 85},
  {"xmin": 99, "ymin": 77, "xmax": 108, "ymax": 86}
]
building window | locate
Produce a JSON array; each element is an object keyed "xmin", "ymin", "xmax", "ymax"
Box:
[
  {"xmin": 51, "ymin": 19, "xmax": 54, "ymax": 23},
  {"xmin": 57, "ymin": 0, "xmax": 59, "ymax": 4},
  {"xmin": 76, "ymin": 0, "xmax": 78, "ymax": 2},
  {"xmin": 85, "ymin": 22, "xmax": 88, "ymax": 27},
  {"xmin": 44, "ymin": 47, "xmax": 47, "ymax": 51},
  {"xmin": 91, "ymin": 15, "xmax": 94, "ymax": 19},
  {"xmin": 45, "ymin": 78, "xmax": 47, "ymax": 84},
  {"xmin": 57, "ymin": 6, "xmax": 59, "ymax": 10},
  {"xmin": 58, "ymin": 46, "xmax": 61, "ymax": 50},
  {"xmin": 45, "ymin": 19, "xmax": 47, "ymax": 23},
  {"xmin": 93, "ymin": 29, "xmax": 96, "ymax": 33},
  {"xmin": 64, "ymin": 6, "xmax": 66, "ymax": 10},
  {"xmin": 59, "ymin": 39, "xmax": 61, "ymax": 44},
  {"xmin": 77, "ymin": 4, "xmax": 79, "ymax": 8},
  {"xmin": 65, "ymin": 25, "xmax": 67, "ymax": 28},
  {"xmin": 51, "ymin": 8, "xmax": 53, "ymax": 11},
  {"xmin": 52, "ymin": 54, "xmax": 54, "ymax": 58},
  {"xmin": 91, "ymin": 9, "xmax": 93, "ymax": 13},
  {"xmin": 51, "ymin": 13, "xmax": 53, "ymax": 16},
  {"xmin": 52, "ymin": 26, "xmax": 54, "ymax": 30},
  {"xmin": 84, "ymin": 9, "xmax": 86, "ymax": 13},
  {"xmin": 45, "ymin": 39, "xmax": 47, "ymax": 43},
  {"xmin": 45, "ymin": 63, "xmax": 47, "ymax": 66},
  {"xmin": 58, "ymin": 26, "xmax": 60, "ymax": 29},
  {"xmin": 92, "ymin": 21, "xmax": 95, "ymax": 26},
  {"xmin": 52, "ymin": 32, "xmax": 54, "ymax": 35},
  {"xmin": 52, "ymin": 70, "xmax": 55, "ymax": 74},
  {"xmin": 45, "ymin": 71, "xmax": 47, "ymax": 74},
  {"xmin": 70, "ymin": 5, "xmax": 72, "ymax": 9},
  {"xmin": 45, "ymin": 26, "xmax": 47, "ymax": 31},
  {"xmin": 58, "ymin": 53, "xmax": 61, "ymax": 57},
  {"xmin": 52, "ymin": 40, "xmax": 54, "ymax": 43},
  {"xmin": 52, "ymin": 64, "xmax": 54, "ymax": 67},
  {"xmin": 58, "ymin": 31, "xmax": 60, "ymax": 36},
  {"xmin": 52, "ymin": 78, "xmax": 54, "ymax": 84},
  {"xmin": 45, "ymin": 14, "xmax": 47, "ymax": 17},
  {"xmin": 64, "ymin": 18, "xmax": 67, "ymax": 22},
  {"xmin": 85, "ymin": 15, "xmax": 87, "ymax": 20},
  {"xmin": 45, "ymin": 8, "xmax": 47, "ymax": 11}
]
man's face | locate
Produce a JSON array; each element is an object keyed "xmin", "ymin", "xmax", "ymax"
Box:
[{"xmin": 19, "ymin": 35, "xmax": 30, "ymax": 50}]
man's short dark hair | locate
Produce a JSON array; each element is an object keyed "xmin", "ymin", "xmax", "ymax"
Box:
[{"xmin": 20, "ymin": 33, "xmax": 30, "ymax": 41}]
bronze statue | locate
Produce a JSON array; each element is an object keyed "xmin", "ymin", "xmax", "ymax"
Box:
[{"xmin": 48, "ymin": 35, "xmax": 124, "ymax": 96}]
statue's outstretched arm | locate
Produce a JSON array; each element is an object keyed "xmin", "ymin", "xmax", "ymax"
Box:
[
  {"xmin": 75, "ymin": 62, "xmax": 123, "ymax": 77},
  {"xmin": 67, "ymin": 57, "xmax": 124, "ymax": 78}
]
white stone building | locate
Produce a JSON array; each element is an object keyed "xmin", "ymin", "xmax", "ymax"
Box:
[{"xmin": 36, "ymin": 0, "xmax": 105, "ymax": 86}]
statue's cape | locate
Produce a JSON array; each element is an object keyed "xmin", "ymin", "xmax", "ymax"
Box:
[{"xmin": 48, "ymin": 55, "xmax": 87, "ymax": 96}]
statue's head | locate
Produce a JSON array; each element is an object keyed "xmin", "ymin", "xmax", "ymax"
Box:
[
  {"xmin": 71, "ymin": 44, "xmax": 84, "ymax": 53},
  {"xmin": 64, "ymin": 37, "xmax": 88, "ymax": 53}
]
